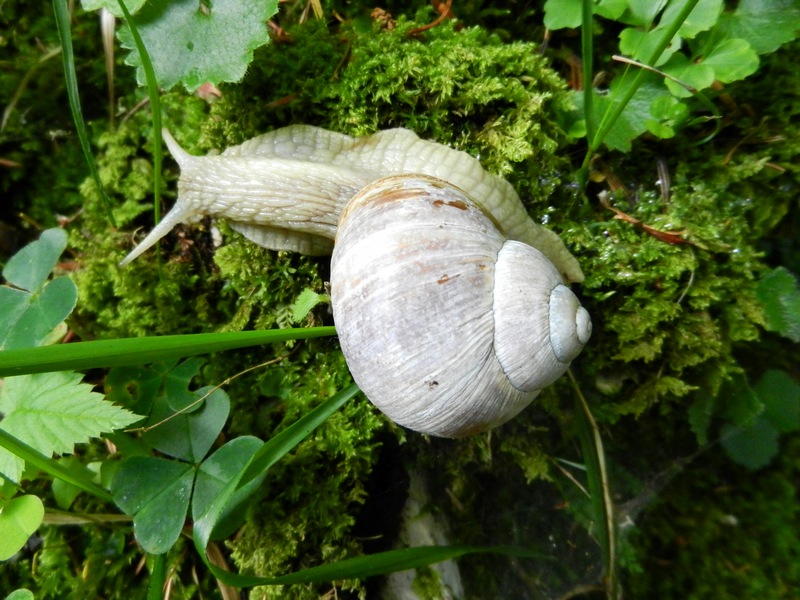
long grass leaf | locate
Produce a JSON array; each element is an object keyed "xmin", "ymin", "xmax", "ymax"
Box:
[
  {"xmin": 0, "ymin": 327, "xmax": 337, "ymax": 377},
  {"xmin": 193, "ymin": 383, "xmax": 550, "ymax": 587},
  {"xmin": 194, "ymin": 382, "xmax": 360, "ymax": 551},
  {"xmin": 116, "ymin": 0, "xmax": 164, "ymax": 271},
  {"xmin": 52, "ymin": 0, "xmax": 116, "ymax": 226},
  {"xmin": 0, "ymin": 430, "xmax": 113, "ymax": 503}
]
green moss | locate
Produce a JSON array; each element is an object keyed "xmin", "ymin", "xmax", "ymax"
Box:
[{"xmin": 624, "ymin": 436, "xmax": 800, "ymax": 598}]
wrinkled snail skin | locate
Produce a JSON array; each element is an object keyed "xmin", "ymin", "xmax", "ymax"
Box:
[
  {"xmin": 119, "ymin": 126, "xmax": 584, "ymax": 283},
  {"xmin": 330, "ymin": 175, "xmax": 591, "ymax": 438}
]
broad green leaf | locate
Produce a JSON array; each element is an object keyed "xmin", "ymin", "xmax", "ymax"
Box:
[
  {"xmin": 687, "ymin": 393, "xmax": 714, "ymax": 445},
  {"xmin": 596, "ymin": 0, "xmax": 628, "ymax": 20},
  {"xmin": 0, "ymin": 372, "xmax": 140, "ymax": 482},
  {"xmin": 0, "ymin": 495, "xmax": 44, "ymax": 561},
  {"xmin": 754, "ymin": 370, "xmax": 800, "ymax": 433},
  {"xmin": 662, "ymin": 53, "xmax": 715, "ymax": 97},
  {"xmin": 543, "ymin": 0, "xmax": 582, "ymax": 29},
  {"xmin": 717, "ymin": 0, "xmax": 800, "ymax": 54},
  {"xmin": 111, "ymin": 456, "xmax": 194, "ymax": 554},
  {"xmin": 188, "ymin": 384, "xmax": 551, "ymax": 588},
  {"xmin": 192, "ymin": 436, "xmax": 265, "ymax": 540},
  {"xmin": 578, "ymin": 78, "xmax": 668, "ymax": 151},
  {"xmin": 626, "ymin": 0, "xmax": 669, "ymax": 26},
  {"xmin": 5, "ymin": 589, "xmax": 35, "ymax": 600},
  {"xmin": 142, "ymin": 386, "xmax": 230, "ymax": 463},
  {"xmin": 720, "ymin": 418, "xmax": 779, "ymax": 470},
  {"xmin": 2, "ymin": 229, "xmax": 67, "ymax": 293},
  {"xmin": 644, "ymin": 119, "xmax": 675, "ymax": 138},
  {"xmin": 756, "ymin": 267, "xmax": 800, "ymax": 342},
  {"xmin": 649, "ymin": 95, "xmax": 688, "ymax": 120},
  {"xmin": 80, "ymin": 0, "xmax": 147, "ymax": 16},
  {"xmin": 718, "ymin": 373, "xmax": 763, "ymax": 427},
  {"xmin": 1, "ymin": 277, "xmax": 77, "ymax": 350},
  {"xmin": 105, "ymin": 364, "xmax": 163, "ymax": 417},
  {"xmin": 659, "ymin": 0, "xmax": 723, "ymax": 38},
  {"xmin": 701, "ymin": 38, "xmax": 759, "ymax": 83},
  {"xmin": 163, "ymin": 357, "xmax": 204, "ymax": 413},
  {"xmin": 52, "ymin": 456, "xmax": 97, "ymax": 510},
  {"xmin": 0, "ymin": 288, "xmax": 29, "ymax": 343},
  {"xmin": 619, "ymin": 27, "xmax": 681, "ymax": 66},
  {"xmin": 118, "ymin": 0, "xmax": 279, "ymax": 92}
]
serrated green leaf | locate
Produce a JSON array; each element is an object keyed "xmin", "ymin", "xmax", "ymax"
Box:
[
  {"xmin": 754, "ymin": 370, "xmax": 800, "ymax": 433},
  {"xmin": 0, "ymin": 495, "xmax": 44, "ymax": 561},
  {"xmin": 118, "ymin": 0, "xmax": 279, "ymax": 92},
  {"xmin": 2, "ymin": 229, "xmax": 67, "ymax": 293},
  {"xmin": 720, "ymin": 418, "xmax": 779, "ymax": 470},
  {"xmin": 701, "ymin": 38, "xmax": 759, "ymax": 83},
  {"xmin": 142, "ymin": 386, "xmax": 230, "ymax": 463},
  {"xmin": 192, "ymin": 436, "xmax": 265, "ymax": 540},
  {"xmin": 111, "ymin": 456, "xmax": 194, "ymax": 554},
  {"xmin": 292, "ymin": 288, "xmax": 330, "ymax": 324},
  {"xmin": 717, "ymin": 0, "xmax": 800, "ymax": 55},
  {"xmin": 756, "ymin": 267, "xmax": 800, "ymax": 342},
  {"xmin": 543, "ymin": 0, "xmax": 582, "ymax": 30},
  {"xmin": 659, "ymin": 0, "xmax": 723, "ymax": 38},
  {"xmin": 0, "ymin": 372, "xmax": 140, "ymax": 482}
]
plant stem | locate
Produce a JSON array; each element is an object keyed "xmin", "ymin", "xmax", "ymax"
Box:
[{"xmin": 581, "ymin": 0, "xmax": 702, "ymax": 175}]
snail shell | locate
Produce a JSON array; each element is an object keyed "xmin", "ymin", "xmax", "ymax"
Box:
[
  {"xmin": 119, "ymin": 127, "xmax": 591, "ymax": 437},
  {"xmin": 331, "ymin": 175, "xmax": 591, "ymax": 438}
]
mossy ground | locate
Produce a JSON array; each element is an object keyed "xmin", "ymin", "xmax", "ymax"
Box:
[{"xmin": 1, "ymin": 2, "xmax": 799, "ymax": 599}]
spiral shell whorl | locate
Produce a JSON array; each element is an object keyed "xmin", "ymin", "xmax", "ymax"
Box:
[{"xmin": 330, "ymin": 175, "xmax": 589, "ymax": 438}]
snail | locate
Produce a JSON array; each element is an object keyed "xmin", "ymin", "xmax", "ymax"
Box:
[{"xmin": 121, "ymin": 126, "xmax": 591, "ymax": 437}]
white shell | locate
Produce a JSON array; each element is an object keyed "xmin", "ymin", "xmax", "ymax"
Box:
[{"xmin": 330, "ymin": 175, "xmax": 591, "ymax": 438}]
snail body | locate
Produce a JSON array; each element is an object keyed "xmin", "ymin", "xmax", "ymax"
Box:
[
  {"xmin": 121, "ymin": 126, "xmax": 591, "ymax": 437},
  {"xmin": 120, "ymin": 126, "xmax": 583, "ymax": 284}
]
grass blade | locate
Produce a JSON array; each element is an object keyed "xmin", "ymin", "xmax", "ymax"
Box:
[
  {"xmin": 0, "ymin": 430, "xmax": 113, "ymax": 503},
  {"xmin": 0, "ymin": 327, "xmax": 337, "ymax": 377},
  {"xmin": 193, "ymin": 382, "xmax": 551, "ymax": 587},
  {"xmin": 116, "ymin": 0, "xmax": 164, "ymax": 264},
  {"xmin": 52, "ymin": 0, "xmax": 116, "ymax": 226}
]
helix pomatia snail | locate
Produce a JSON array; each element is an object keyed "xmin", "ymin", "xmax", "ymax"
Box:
[{"xmin": 120, "ymin": 125, "xmax": 591, "ymax": 437}]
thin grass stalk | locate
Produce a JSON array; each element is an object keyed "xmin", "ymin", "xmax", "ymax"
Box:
[
  {"xmin": 115, "ymin": 0, "xmax": 164, "ymax": 273},
  {"xmin": 0, "ymin": 430, "xmax": 113, "ymax": 503},
  {"xmin": 52, "ymin": 0, "xmax": 116, "ymax": 226},
  {"xmin": 580, "ymin": 0, "xmax": 702, "ymax": 174},
  {"xmin": 0, "ymin": 327, "xmax": 337, "ymax": 377}
]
